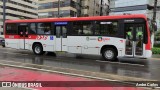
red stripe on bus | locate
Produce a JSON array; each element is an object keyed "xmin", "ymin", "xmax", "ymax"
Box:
[
  {"xmin": 5, "ymin": 14, "xmax": 146, "ymax": 23},
  {"xmin": 5, "ymin": 35, "xmax": 37, "ymax": 39},
  {"xmin": 145, "ymin": 23, "xmax": 151, "ymax": 50}
]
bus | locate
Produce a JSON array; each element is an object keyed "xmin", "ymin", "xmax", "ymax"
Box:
[{"xmin": 4, "ymin": 14, "xmax": 153, "ymax": 61}]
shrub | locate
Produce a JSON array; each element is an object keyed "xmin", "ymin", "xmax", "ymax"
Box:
[{"xmin": 152, "ymin": 47, "xmax": 160, "ymax": 54}]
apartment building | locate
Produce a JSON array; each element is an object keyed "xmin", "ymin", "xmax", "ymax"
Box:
[
  {"xmin": 38, "ymin": 0, "xmax": 77, "ymax": 18},
  {"xmin": 0, "ymin": 0, "xmax": 38, "ymax": 35},
  {"xmin": 79, "ymin": 0, "xmax": 100, "ymax": 16},
  {"xmin": 101, "ymin": 0, "xmax": 110, "ymax": 16},
  {"xmin": 38, "ymin": 0, "xmax": 110, "ymax": 18}
]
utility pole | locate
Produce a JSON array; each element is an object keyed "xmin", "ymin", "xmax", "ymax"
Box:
[
  {"xmin": 3, "ymin": 0, "xmax": 6, "ymax": 35},
  {"xmin": 106, "ymin": 0, "xmax": 110, "ymax": 15},
  {"xmin": 100, "ymin": 0, "xmax": 103, "ymax": 16},
  {"xmin": 58, "ymin": 0, "xmax": 60, "ymax": 18},
  {"xmin": 151, "ymin": 0, "xmax": 158, "ymax": 47},
  {"xmin": 153, "ymin": 0, "xmax": 157, "ymax": 23},
  {"xmin": 93, "ymin": 0, "xmax": 95, "ymax": 16}
]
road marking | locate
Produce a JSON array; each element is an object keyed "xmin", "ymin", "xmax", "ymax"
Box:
[
  {"xmin": 96, "ymin": 60, "xmax": 145, "ymax": 67},
  {"xmin": 3, "ymin": 52, "xmax": 29, "ymax": 55}
]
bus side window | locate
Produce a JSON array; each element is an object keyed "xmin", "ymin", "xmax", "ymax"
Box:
[
  {"xmin": 82, "ymin": 21, "xmax": 94, "ymax": 35},
  {"xmin": 72, "ymin": 21, "xmax": 83, "ymax": 35},
  {"xmin": 95, "ymin": 21, "xmax": 118, "ymax": 36},
  {"xmin": 37, "ymin": 23, "xmax": 52, "ymax": 35},
  {"xmin": 6, "ymin": 24, "xmax": 17, "ymax": 35},
  {"xmin": 18, "ymin": 24, "xmax": 29, "ymax": 35},
  {"xmin": 29, "ymin": 23, "xmax": 36, "ymax": 34}
]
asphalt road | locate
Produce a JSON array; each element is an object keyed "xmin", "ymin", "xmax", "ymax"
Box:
[{"xmin": 0, "ymin": 47, "xmax": 160, "ymax": 81}]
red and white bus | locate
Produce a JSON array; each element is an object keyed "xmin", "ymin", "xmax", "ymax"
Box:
[{"xmin": 4, "ymin": 14, "xmax": 153, "ymax": 61}]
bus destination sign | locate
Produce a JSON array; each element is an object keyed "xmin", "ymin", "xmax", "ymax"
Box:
[{"xmin": 54, "ymin": 22, "xmax": 68, "ymax": 25}]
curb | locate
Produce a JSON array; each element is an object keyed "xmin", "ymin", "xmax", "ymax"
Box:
[{"xmin": 151, "ymin": 58, "xmax": 160, "ymax": 60}]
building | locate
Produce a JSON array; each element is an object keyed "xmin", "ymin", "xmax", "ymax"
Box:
[
  {"xmin": 110, "ymin": 0, "xmax": 154, "ymax": 16},
  {"xmin": 100, "ymin": 0, "xmax": 110, "ymax": 16},
  {"xmin": 38, "ymin": 0, "xmax": 110, "ymax": 18},
  {"xmin": 38, "ymin": 0, "xmax": 77, "ymax": 18},
  {"xmin": 0, "ymin": 0, "xmax": 38, "ymax": 35},
  {"xmin": 110, "ymin": 0, "xmax": 160, "ymax": 28},
  {"xmin": 79, "ymin": 0, "xmax": 100, "ymax": 16}
]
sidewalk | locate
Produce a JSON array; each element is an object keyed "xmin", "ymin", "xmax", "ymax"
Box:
[{"xmin": 151, "ymin": 55, "xmax": 160, "ymax": 60}]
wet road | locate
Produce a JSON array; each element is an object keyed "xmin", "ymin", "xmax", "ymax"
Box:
[
  {"xmin": 0, "ymin": 66, "xmax": 145, "ymax": 90},
  {"xmin": 0, "ymin": 47, "xmax": 160, "ymax": 81}
]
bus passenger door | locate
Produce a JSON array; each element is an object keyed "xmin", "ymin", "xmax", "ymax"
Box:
[
  {"xmin": 134, "ymin": 24, "xmax": 144, "ymax": 56},
  {"xmin": 55, "ymin": 26, "xmax": 67, "ymax": 51},
  {"xmin": 125, "ymin": 24, "xmax": 144, "ymax": 57},
  {"xmin": 18, "ymin": 24, "xmax": 29, "ymax": 49}
]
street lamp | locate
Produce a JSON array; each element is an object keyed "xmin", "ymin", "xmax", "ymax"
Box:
[{"xmin": 3, "ymin": 0, "xmax": 6, "ymax": 35}]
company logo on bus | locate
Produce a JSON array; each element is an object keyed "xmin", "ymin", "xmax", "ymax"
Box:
[
  {"xmin": 98, "ymin": 37, "xmax": 110, "ymax": 42},
  {"xmin": 86, "ymin": 37, "xmax": 97, "ymax": 41},
  {"xmin": 98, "ymin": 37, "xmax": 103, "ymax": 42}
]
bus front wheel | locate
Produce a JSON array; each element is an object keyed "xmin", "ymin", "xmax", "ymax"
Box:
[
  {"xmin": 33, "ymin": 44, "xmax": 45, "ymax": 55},
  {"xmin": 102, "ymin": 48, "xmax": 117, "ymax": 61}
]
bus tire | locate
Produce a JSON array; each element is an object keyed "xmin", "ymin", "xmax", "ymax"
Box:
[
  {"xmin": 102, "ymin": 48, "xmax": 117, "ymax": 61},
  {"xmin": 33, "ymin": 44, "xmax": 45, "ymax": 55}
]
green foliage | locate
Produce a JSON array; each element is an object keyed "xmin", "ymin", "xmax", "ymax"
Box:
[{"xmin": 152, "ymin": 47, "xmax": 160, "ymax": 54}]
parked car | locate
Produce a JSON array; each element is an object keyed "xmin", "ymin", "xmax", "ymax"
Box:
[{"xmin": 0, "ymin": 37, "xmax": 5, "ymax": 47}]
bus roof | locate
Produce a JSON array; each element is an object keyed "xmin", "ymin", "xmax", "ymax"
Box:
[{"xmin": 5, "ymin": 14, "xmax": 147, "ymax": 23}]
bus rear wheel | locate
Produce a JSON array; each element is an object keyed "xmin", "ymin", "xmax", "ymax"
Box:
[
  {"xmin": 102, "ymin": 48, "xmax": 117, "ymax": 61},
  {"xmin": 33, "ymin": 44, "xmax": 45, "ymax": 55}
]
